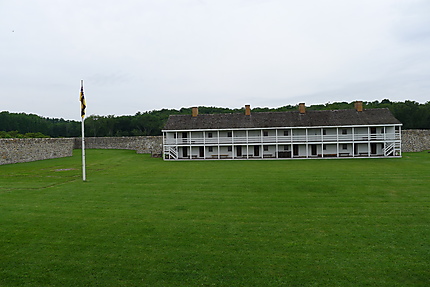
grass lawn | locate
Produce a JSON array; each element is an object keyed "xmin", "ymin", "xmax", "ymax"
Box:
[{"xmin": 0, "ymin": 150, "xmax": 429, "ymax": 286}]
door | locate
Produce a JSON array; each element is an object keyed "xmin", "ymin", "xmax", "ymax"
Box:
[
  {"xmin": 236, "ymin": 146, "xmax": 242, "ymax": 157},
  {"xmin": 370, "ymin": 127, "xmax": 376, "ymax": 140},
  {"xmin": 199, "ymin": 146, "xmax": 204, "ymax": 158},
  {"xmin": 311, "ymin": 144, "xmax": 317, "ymax": 156},
  {"xmin": 182, "ymin": 146, "xmax": 188, "ymax": 158},
  {"xmin": 293, "ymin": 145, "xmax": 299, "ymax": 156},
  {"xmin": 254, "ymin": 145, "xmax": 260, "ymax": 157},
  {"xmin": 370, "ymin": 143, "xmax": 377, "ymax": 154},
  {"xmin": 182, "ymin": 132, "xmax": 188, "ymax": 144}
]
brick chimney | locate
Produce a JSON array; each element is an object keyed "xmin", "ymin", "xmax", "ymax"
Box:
[
  {"xmin": 299, "ymin": 103, "xmax": 306, "ymax": 114},
  {"xmin": 245, "ymin": 104, "xmax": 251, "ymax": 116},
  {"xmin": 354, "ymin": 101, "xmax": 363, "ymax": 112},
  {"xmin": 192, "ymin": 107, "xmax": 198, "ymax": 117}
]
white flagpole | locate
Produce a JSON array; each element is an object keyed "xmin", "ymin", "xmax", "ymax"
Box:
[
  {"xmin": 80, "ymin": 79, "xmax": 86, "ymax": 181},
  {"xmin": 81, "ymin": 117, "xmax": 86, "ymax": 181}
]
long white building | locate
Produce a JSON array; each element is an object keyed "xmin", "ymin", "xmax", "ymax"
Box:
[{"xmin": 162, "ymin": 102, "xmax": 402, "ymax": 160}]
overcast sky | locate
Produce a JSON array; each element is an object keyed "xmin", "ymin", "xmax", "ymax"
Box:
[{"xmin": 1, "ymin": 0, "xmax": 429, "ymax": 120}]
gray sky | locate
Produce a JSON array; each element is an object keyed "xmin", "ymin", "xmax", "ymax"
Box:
[{"xmin": 1, "ymin": 0, "xmax": 429, "ymax": 120}]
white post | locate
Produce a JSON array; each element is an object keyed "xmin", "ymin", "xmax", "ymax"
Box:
[
  {"xmin": 246, "ymin": 130, "xmax": 249, "ymax": 159},
  {"xmin": 336, "ymin": 128, "xmax": 339, "ymax": 157},
  {"xmin": 352, "ymin": 127, "xmax": 355, "ymax": 158},
  {"xmin": 81, "ymin": 119, "xmax": 86, "ymax": 181},
  {"xmin": 203, "ymin": 131, "xmax": 206, "ymax": 159},
  {"xmin": 232, "ymin": 130, "xmax": 234, "ymax": 159},
  {"xmin": 398, "ymin": 125, "xmax": 402, "ymax": 156},
  {"xmin": 305, "ymin": 128, "xmax": 308, "ymax": 158},
  {"xmin": 217, "ymin": 130, "xmax": 220, "ymax": 159}
]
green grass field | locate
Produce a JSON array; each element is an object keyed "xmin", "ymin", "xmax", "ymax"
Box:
[{"xmin": 0, "ymin": 150, "xmax": 429, "ymax": 286}]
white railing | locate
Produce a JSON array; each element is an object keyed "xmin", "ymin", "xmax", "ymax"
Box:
[
  {"xmin": 164, "ymin": 133, "xmax": 401, "ymax": 145},
  {"xmin": 164, "ymin": 146, "xmax": 178, "ymax": 159},
  {"xmin": 385, "ymin": 143, "xmax": 394, "ymax": 156}
]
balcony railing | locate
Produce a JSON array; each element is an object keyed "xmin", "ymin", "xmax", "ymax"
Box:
[{"xmin": 164, "ymin": 133, "xmax": 401, "ymax": 145}]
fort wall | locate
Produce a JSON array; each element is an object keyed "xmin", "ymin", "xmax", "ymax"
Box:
[
  {"xmin": 73, "ymin": 136, "xmax": 163, "ymax": 155},
  {"xmin": 401, "ymin": 130, "xmax": 430, "ymax": 152},
  {"xmin": 0, "ymin": 138, "xmax": 75, "ymax": 165}
]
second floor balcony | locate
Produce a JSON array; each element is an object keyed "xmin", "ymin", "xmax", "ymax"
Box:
[{"xmin": 164, "ymin": 133, "xmax": 401, "ymax": 145}]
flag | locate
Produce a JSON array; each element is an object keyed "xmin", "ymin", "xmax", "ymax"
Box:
[{"xmin": 80, "ymin": 84, "xmax": 86, "ymax": 118}]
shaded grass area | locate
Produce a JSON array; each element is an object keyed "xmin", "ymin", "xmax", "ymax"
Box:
[{"xmin": 0, "ymin": 150, "xmax": 429, "ymax": 286}]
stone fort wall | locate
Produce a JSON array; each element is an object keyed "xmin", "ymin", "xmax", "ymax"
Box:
[
  {"xmin": 0, "ymin": 131, "xmax": 429, "ymax": 165},
  {"xmin": 0, "ymin": 138, "xmax": 75, "ymax": 165},
  {"xmin": 0, "ymin": 136, "xmax": 163, "ymax": 165},
  {"xmin": 401, "ymin": 130, "xmax": 430, "ymax": 152},
  {"xmin": 73, "ymin": 136, "xmax": 163, "ymax": 155}
]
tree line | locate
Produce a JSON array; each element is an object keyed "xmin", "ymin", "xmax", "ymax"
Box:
[
  {"xmin": 0, "ymin": 131, "xmax": 50, "ymax": 138},
  {"xmin": 1, "ymin": 100, "xmax": 429, "ymax": 138}
]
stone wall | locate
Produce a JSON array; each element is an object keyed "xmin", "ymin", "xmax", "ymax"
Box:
[
  {"xmin": 0, "ymin": 138, "xmax": 75, "ymax": 165},
  {"xmin": 73, "ymin": 136, "xmax": 163, "ymax": 155},
  {"xmin": 402, "ymin": 130, "xmax": 430, "ymax": 152}
]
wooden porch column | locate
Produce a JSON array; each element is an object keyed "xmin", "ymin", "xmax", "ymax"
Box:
[
  {"xmin": 367, "ymin": 127, "xmax": 370, "ymax": 157},
  {"xmin": 203, "ymin": 131, "xmax": 206, "ymax": 159},
  {"xmin": 352, "ymin": 127, "xmax": 355, "ymax": 158},
  {"xmin": 217, "ymin": 131, "xmax": 220, "ymax": 159},
  {"xmin": 305, "ymin": 128, "xmax": 308, "ymax": 158},
  {"xmin": 232, "ymin": 130, "xmax": 234, "ymax": 159},
  {"xmin": 336, "ymin": 128, "xmax": 339, "ymax": 157},
  {"xmin": 246, "ymin": 130, "xmax": 249, "ymax": 159}
]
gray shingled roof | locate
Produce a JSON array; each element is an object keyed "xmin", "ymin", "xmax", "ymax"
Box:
[{"xmin": 163, "ymin": 108, "xmax": 402, "ymax": 131}]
